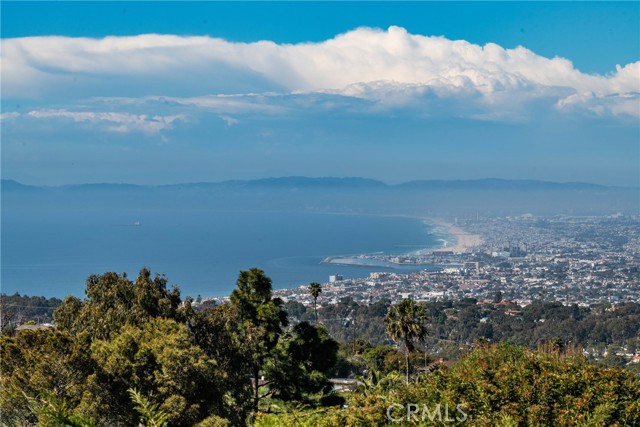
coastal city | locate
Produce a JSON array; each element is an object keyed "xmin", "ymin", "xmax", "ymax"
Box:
[
  {"xmin": 2, "ymin": 2, "xmax": 639, "ymax": 424},
  {"xmin": 270, "ymin": 214, "xmax": 640, "ymax": 308}
]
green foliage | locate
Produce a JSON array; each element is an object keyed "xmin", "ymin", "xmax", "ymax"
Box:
[
  {"xmin": 22, "ymin": 389, "xmax": 179, "ymax": 427},
  {"xmin": 54, "ymin": 268, "xmax": 185, "ymax": 341},
  {"xmin": 327, "ymin": 344, "xmax": 363, "ymax": 378},
  {"xmin": 308, "ymin": 282, "xmax": 322, "ymax": 324},
  {"xmin": 317, "ymin": 299, "xmax": 389, "ymax": 346},
  {"xmin": 30, "ymin": 392, "xmax": 96, "ymax": 427},
  {"xmin": 6, "ymin": 268, "xmax": 640, "ymax": 427},
  {"xmin": 231, "ymin": 268, "xmax": 287, "ymax": 328},
  {"xmin": 255, "ymin": 402, "xmax": 350, "ymax": 427},
  {"xmin": 362, "ymin": 345, "xmax": 400, "ymax": 374},
  {"xmin": 230, "ymin": 268, "xmax": 289, "ymax": 412},
  {"xmin": 288, "ymin": 323, "xmax": 338, "ymax": 374},
  {"xmin": 128, "ymin": 388, "xmax": 169, "ymax": 427},
  {"xmin": 0, "ymin": 329, "xmax": 92, "ymax": 426},
  {"xmin": 89, "ymin": 318, "xmax": 222, "ymax": 426},
  {"xmin": 195, "ymin": 415, "xmax": 231, "ymax": 427},
  {"xmin": 230, "ymin": 268, "xmax": 288, "ymax": 365},
  {"xmin": 283, "ymin": 300, "xmax": 307, "ymax": 321},
  {"xmin": 0, "ymin": 293, "xmax": 63, "ymax": 329},
  {"xmin": 257, "ymin": 343, "xmax": 640, "ymax": 427},
  {"xmin": 3, "ymin": 268, "xmax": 343, "ymax": 427},
  {"xmin": 18, "ymin": 268, "xmax": 338, "ymax": 426},
  {"xmin": 189, "ymin": 303, "xmax": 254, "ymax": 424},
  {"xmin": 355, "ymin": 367, "xmax": 404, "ymax": 396},
  {"xmin": 263, "ymin": 322, "xmax": 339, "ymax": 402},
  {"xmin": 385, "ymin": 299, "xmax": 429, "ymax": 351},
  {"xmin": 384, "ymin": 299, "xmax": 430, "ymax": 384},
  {"xmin": 205, "ymin": 270, "xmax": 340, "ymax": 420},
  {"xmin": 316, "ymin": 298, "xmax": 640, "ymax": 369}
]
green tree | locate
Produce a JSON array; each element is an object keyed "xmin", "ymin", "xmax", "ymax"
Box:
[
  {"xmin": 263, "ymin": 322, "xmax": 338, "ymax": 402},
  {"xmin": 0, "ymin": 294, "xmax": 16, "ymax": 332},
  {"xmin": 24, "ymin": 389, "xmax": 172, "ymax": 427},
  {"xmin": 54, "ymin": 268, "xmax": 184, "ymax": 342},
  {"xmin": 128, "ymin": 389, "xmax": 169, "ymax": 427},
  {"xmin": 362, "ymin": 345, "xmax": 401, "ymax": 375},
  {"xmin": 190, "ymin": 303, "xmax": 254, "ymax": 425},
  {"xmin": 89, "ymin": 318, "xmax": 223, "ymax": 426},
  {"xmin": 0, "ymin": 329, "xmax": 92, "ymax": 426},
  {"xmin": 229, "ymin": 268, "xmax": 288, "ymax": 413},
  {"xmin": 308, "ymin": 282, "xmax": 322, "ymax": 325},
  {"xmin": 384, "ymin": 299, "xmax": 429, "ymax": 384},
  {"xmin": 30, "ymin": 392, "xmax": 96, "ymax": 427},
  {"xmin": 255, "ymin": 343, "xmax": 640, "ymax": 427},
  {"xmin": 284, "ymin": 301, "xmax": 307, "ymax": 322}
]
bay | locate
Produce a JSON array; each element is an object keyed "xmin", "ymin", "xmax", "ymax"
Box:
[{"xmin": 2, "ymin": 204, "xmax": 441, "ymax": 298}]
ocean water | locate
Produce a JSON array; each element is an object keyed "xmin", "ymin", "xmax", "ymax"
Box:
[{"xmin": 2, "ymin": 197, "xmax": 442, "ymax": 298}]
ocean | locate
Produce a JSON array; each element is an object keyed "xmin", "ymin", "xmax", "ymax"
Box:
[{"xmin": 2, "ymin": 199, "xmax": 443, "ymax": 298}]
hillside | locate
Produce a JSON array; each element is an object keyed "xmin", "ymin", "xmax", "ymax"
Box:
[{"xmin": 256, "ymin": 343, "xmax": 640, "ymax": 426}]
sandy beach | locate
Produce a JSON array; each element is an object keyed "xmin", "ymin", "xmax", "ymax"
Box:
[{"xmin": 428, "ymin": 218, "xmax": 483, "ymax": 253}]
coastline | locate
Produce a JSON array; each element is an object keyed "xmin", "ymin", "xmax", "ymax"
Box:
[
  {"xmin": 321, "ymin": 217, "xmax": 483, "ymax": 268},
  {"xmin": 427, "ymin": 218, "xmax": 483, "ymax": 253}
]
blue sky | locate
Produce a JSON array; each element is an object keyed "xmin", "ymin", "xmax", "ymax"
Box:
[{"xmin": 1, "ymin": 1, "xmax": 639, "ymax": 186}]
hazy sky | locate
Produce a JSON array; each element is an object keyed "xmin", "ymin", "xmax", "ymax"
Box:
[{"xmin": 1, "ymin": 1, "xmax": 639, "ymax": 186}]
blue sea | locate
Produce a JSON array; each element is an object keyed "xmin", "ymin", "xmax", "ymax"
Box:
[{"xmin": 2, "ymin": 199, "xmax": 443, "ymax": 298}]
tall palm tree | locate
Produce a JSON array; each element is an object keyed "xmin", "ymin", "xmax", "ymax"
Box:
[
  {"xmin": 384, "ymin": 298, "xmax": 429, "ymax": 384},
  {"xmin": 308, "ymin": 282, "xmax": 322, "ymax": 325}
]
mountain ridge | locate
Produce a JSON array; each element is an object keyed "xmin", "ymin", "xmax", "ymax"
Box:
[{"xmin": 2, "ymin": 176, "xmax": 630, "ymax": 192}]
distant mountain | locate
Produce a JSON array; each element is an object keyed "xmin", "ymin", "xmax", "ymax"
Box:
[
  {"xmin": 230, "ymin": 176, "xmax": 388, "ymax": 189},
  {"xmin": 63, "ymin": 183, "xmax": 145, "ymax": 192},
  {"xmin": 1, "ymin": 179, "xmax": 42, "ymax": 192},
  {"xmin": 1, "ymin": 177, "xmax": 624, "ymax": 192},
  {"xmin": 397, "ymin": 178, "xmax": 608, "ymax": 190},
  {"xmin": 4, "ymin": 177, "xmax": 636, "ymax": 216}
]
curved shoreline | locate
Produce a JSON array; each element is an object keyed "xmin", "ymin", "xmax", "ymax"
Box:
[
  {"xmin": 422, "ymin": 217, "xmax": 483, "ymax": 254},
  {"xmin": 320, "ymin": 217, "xmax": 483, "ymax": 269}
]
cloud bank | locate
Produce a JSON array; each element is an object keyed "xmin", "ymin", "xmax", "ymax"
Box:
[
  {"xmin": 2, "ymin": 26, "xmax": 639, "ymax": 120},
  {"xmin": 25, "ymin": 109, "xmax": 185, "ymax": 134}
]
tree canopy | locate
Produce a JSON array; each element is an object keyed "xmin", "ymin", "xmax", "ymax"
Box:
[
  {"xmin": 308, "ymin": 282, "xmax": 322, "ymax": 325},
  {"xmin": 384, "ymin": 299, "xmax": 430, "ymax": 384},
  {"xmin": 54, "ymin": 268, "xmax": 185, "ymax": 341}
]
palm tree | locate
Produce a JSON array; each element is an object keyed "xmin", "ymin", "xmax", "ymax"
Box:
[
  {"xmin": 384, "ymin": 298, "xmax": 429, "ymax": 384},
  {"xmin": 308, "ymin": 282, "xmax": 322, "ymax": 325}
]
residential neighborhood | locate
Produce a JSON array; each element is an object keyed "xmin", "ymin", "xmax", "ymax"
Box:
[{"xmin": 274, "ymin": 215, "xmax": 640, "ymax": 307}]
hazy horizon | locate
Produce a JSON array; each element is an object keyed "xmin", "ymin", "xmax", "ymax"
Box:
[
  {"xmin": 3, "ymin": 175, "xmax": 639, "ymax": 189},
  {"xmin": 1, "ymin": 2, "xmax": 639, "ymax": 187}
]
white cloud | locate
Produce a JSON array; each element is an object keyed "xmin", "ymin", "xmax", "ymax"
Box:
[
  {"xmin": 2, "ymin": 27, "xmax": 638, "ymax": 118},
  {"xmin": 170, "ymin": 94, "xmax": 287, "ymax": 114},
  {"xmin": 220, "ymin": 116, "xmax": 239, "ymax": 127},
  {"xmin": 26, "ymin": 109, "xmax": 185, "ymax": 134},
  {"xmin": 87, "ymin": 92, "xmax": 369, "ymax": 118},
  {"xmin": 0, "ymin": 112, "xmax": 21, "ymax": 120},
  {"xmin": 557, "ymin": 91, "xmax": 640, "ymax": 118}
]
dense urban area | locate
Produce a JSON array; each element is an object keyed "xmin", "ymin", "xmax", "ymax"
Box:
[
  {"xmin": 274, "ymin": 214, "xmax": 640, "ymax": 306},
  {"xmin": 267, "ymin": 214, "xmax": 640, "ymax": 369}
]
